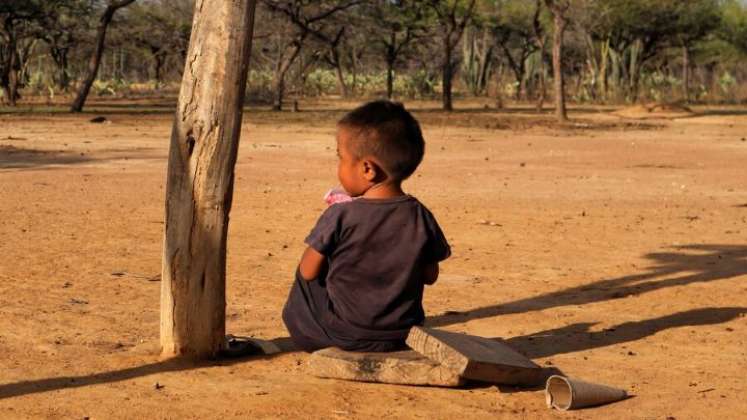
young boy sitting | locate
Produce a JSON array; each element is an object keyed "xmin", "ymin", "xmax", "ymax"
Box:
[{"xmin": 282, "ymin": 100, "xmax": 451, "ymax": 352}]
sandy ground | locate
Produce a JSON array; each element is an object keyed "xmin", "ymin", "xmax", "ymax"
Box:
[{"xmin": 0, "ymin": 98, "xmax": 746, "ymax": 419}]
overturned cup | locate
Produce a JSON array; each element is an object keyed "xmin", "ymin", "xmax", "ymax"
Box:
[{"xmin": 545, "ymin": 375, "xmax": 629, "ymax": 410}]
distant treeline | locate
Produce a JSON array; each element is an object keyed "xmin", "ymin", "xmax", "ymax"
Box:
[{"xmin": 1, "ymin": 0, "xmax": 746, "ymax": 111}]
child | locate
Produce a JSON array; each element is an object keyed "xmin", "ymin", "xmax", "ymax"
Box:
[{"xmin": 282, "ymin": 100, "xmax": 451, "ymax": 352}]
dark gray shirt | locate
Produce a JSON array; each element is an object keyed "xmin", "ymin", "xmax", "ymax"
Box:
[{"xmin": 305, "ymin": 195, "xmax": 450, "ymax": 340}]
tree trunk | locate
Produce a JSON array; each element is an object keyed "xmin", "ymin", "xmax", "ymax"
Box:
[
  {"xmin": 682, "ymin": 45, "xmax": 690, "ymax": 103},
  {"xmin": 599, "ymin": 39, "xmax": 609, "ymax": 100},
  {"xmin": 71, "ymin": 0, "xmax": 136, "ymax": 112},
  {"xmin": 331, "ymin": 49, "xmax": 348, "ymax": 97},
  {"xmin": 535, "ymin": 47, "xmax": 546, "ymax": 112},
  {"xmin": 52, "ymin": 48, "xmax": 70, "ymax": 91},
  {"xmin": 153, "ymin": 51, "xmax": 164, "ymax": 90},
  {"xmin": 550, "ymin": 12, "xmax": 567, "ymax": 121},
  {"xmin": 7, "ymin": 47, "xmax": 19, "ymax": 107},
  {"xmin": 161, "ymin": 0, "xmax": 257, "ymax": 359},
  {"xmin": 386, "ymin": 57, "xmax": 394, "ymax": 100},
  {"xmin": 272, "ymin": 39, "xmax": 303, "ymax": 111},
  {"xmin": 442, "ymin": 39, "xmax": 454, "ymax": 111}
]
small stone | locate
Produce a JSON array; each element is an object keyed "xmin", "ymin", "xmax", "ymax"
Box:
[
  {"xmin": 519, "ymin": 162, "xmax": 526, "ymax": 167},
  {"xmin": 154, "ymin": 382, "xmax": 165, "ymax": 390}
]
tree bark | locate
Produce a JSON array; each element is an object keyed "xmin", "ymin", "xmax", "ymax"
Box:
[
  {"xmin": 70, "ymin": 0, "xmax": 137, "ymax": 112},
  {"xmin": 161, "ymin": 0, "xmax": 257, "ymax": 359},
  {"xmin": 549, "ymin": 8, "xmax": 567, "ymax": 121}
]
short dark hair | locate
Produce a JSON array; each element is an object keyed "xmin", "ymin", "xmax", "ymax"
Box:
[{"xmin": 338, "ymin": 100, "xmax": 425, "ymax": 181}]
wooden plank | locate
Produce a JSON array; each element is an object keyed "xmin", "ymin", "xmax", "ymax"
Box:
[
  {"xmin": 406, "ymin": 327, "xmax": 543, "ymax": 385},
  {"xmin": 308, "ymin": 347, "xmax": 463, "ymax": 387}
]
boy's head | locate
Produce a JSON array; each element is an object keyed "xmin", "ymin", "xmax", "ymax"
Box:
[{"xmin": 335, "ymin": 100, "xmax": 424, "ymax": 196}]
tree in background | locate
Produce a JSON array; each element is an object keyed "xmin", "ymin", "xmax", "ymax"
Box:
[
  {"xmin": 261, "ymin": 0, "xmax": 359, "ymax": 110},
  {"xmin": 36, "ymin": 1, "xmax": 93, "ymax": 93},
  {"xmin": 0, "ymin": 0, "xmax": 48, "ymax": 106},
  {"xmin": 720, "ymin": 0, "xmax": 747, "ymax": 55},
  {"xmin": 127, "ymin": 0, "xmax": 192, "ymax": 89},
  {"xmin": 428, "ymin": 0, "xmax": 477, "ymax": 111},
  {"xmin": 490, "ymin": 0, "xmax": 540, "ymax": 101},
  {"xmin": 70, "ymin": 0, "xmax": 138, "ymax": 112},
  {"xmin": 671, "ymin": 0, "xmax": 721, "ymax": 103},
  {"xmin": 365, "ymin": 0, "xmax": 430, "ymax": 99},
  {"xmin": 544, "ymin": 0, "xmax": 569, "ymax": 121}
]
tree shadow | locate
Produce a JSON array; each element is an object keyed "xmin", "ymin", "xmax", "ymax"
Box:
[
  {"xmin": 506, "ymin": 306, "xmax": 746, "ymax": 359},
  {"xmin": 0, "ymin": 337, "xmax": 296, "ymax": 400},
  {"xmin": 694, "ymin": 108, "xmax": 747, "ymax": 117},
  {"xmin": 427, "ymin": 244, "xmax": 747, "ymax": 327},
  {"xmin": 0, "ymin": 145, "xmax": 164, "ymax": 170},
  {"xmin": 0, "ymin": 145, "xmax": 93, "ymax": 169}
]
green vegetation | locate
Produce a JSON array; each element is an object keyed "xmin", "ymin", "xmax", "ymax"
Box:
[{"xmin": 1, "ymin": 0, "xmax": 746, "ymax": 110}]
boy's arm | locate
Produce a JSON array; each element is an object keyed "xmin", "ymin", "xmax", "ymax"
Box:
[
  {"xmin": 299, "ymin": 246, "xmax": 326, "ymax": 281},
  {"xmin": 423, "ymin": 262, "xmax": 439, "ymax": 285}
]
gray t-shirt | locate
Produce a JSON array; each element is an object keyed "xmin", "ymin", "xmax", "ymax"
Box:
[{"xmin": 305, "ymin": 195, "xmax": 450, "ymax": 340}]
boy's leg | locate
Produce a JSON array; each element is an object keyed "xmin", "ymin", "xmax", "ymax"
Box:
[{"xmin": 282, "ymin": 269, "xmax": 335, "ymax": 352}]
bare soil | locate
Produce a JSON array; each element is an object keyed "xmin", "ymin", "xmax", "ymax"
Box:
[{"xmin": 1, "ymin": 98, "xmax": 746, "ymax": 419}]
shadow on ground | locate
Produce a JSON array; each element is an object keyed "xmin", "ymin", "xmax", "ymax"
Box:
[
  {"xmin": 0, "ymin": 145, "xmax": 93, "ymax": 169},
  {"xmin": 427, "ymin": 244, "xmax": 747, "ymax": 328},
  {"xmin": 0, "ymin": 337, "xmax": 295, "ymax": 400},
  {"xmin": 0, "ymin": 244, "xmax": 744, "ymax": 399},
  {"xmin": 0, "ymin": 145, "xmax": 163, "ymax": 170},
  {"xmin": 506, "ymin": 306, "xmax": 746, "ymax": 359}
]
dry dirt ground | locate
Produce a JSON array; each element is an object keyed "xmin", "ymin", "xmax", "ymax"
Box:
[{"xmin": 0, "ymin": 98, "xmax": 746, "ymax": 419}]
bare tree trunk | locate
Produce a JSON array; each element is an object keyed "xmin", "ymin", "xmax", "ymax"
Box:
[
  {"xmin": 51, "ymin": 48, "xmax": 71, "ymax": 91},
  {"xmin": 599, "ymin": 39, "xmax": 609, "ymax": 101},
  {"xmin": 550, "ymin": 10, "xmax": 568, "ymax": 121},
  {"xmin": 682, "ymin": 45, "xmax": 690, "ymax": 103},
  {"xmin": 331, "ymin": 49, "xmax": 348, "ymax": 97},
  {"xmin": 161, "ymin": 0, "xmax": 257, "ymax": 359},
  {"xmin": 386, "ymin": 57, "xmax": 395, "ymax": 100},
  {"xmin": 535, "ymin": 47, "xmax": 546, "ymax": 112},
  {"xmin": 70, "ymin": 0, "xmax": 137, "ymax": 112},
  {"xmin": 442, "ymin": 38, "xmax": 454, "ymax": 111},
  {"xmin": 7, "ymin": 48, "xmax": 19, "ymax": 107},
  {"xmin": 273, "ymin": 38, "xmax": 303, "ymax": 111}
]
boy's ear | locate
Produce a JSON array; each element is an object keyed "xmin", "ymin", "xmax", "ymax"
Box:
[{"xmin": 361, "ymin": 159, "xmax": 378, "ymax": 182}]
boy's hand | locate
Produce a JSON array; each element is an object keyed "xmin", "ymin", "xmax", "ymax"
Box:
[{"xmin": 299, "ymin": 246, "xmax": 326, "ymax": 281}]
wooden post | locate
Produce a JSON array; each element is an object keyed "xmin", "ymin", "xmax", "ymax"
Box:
[{"xmin": 160, "ymin": 0, "xmax": 257, "ymax": 359}]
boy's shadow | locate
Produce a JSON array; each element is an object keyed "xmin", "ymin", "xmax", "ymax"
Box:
[
  {"xmin": 427, "ymin": 244, "xmax": 747, "ymax": 327},
  {"xmin": 505, "ymin": 306, "xmax": 746, "ymax": 359}
]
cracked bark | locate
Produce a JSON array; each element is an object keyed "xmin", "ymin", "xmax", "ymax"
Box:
[{"xmin": 160, "ymin": 0, "xmax": 257, "ymax": 359}]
